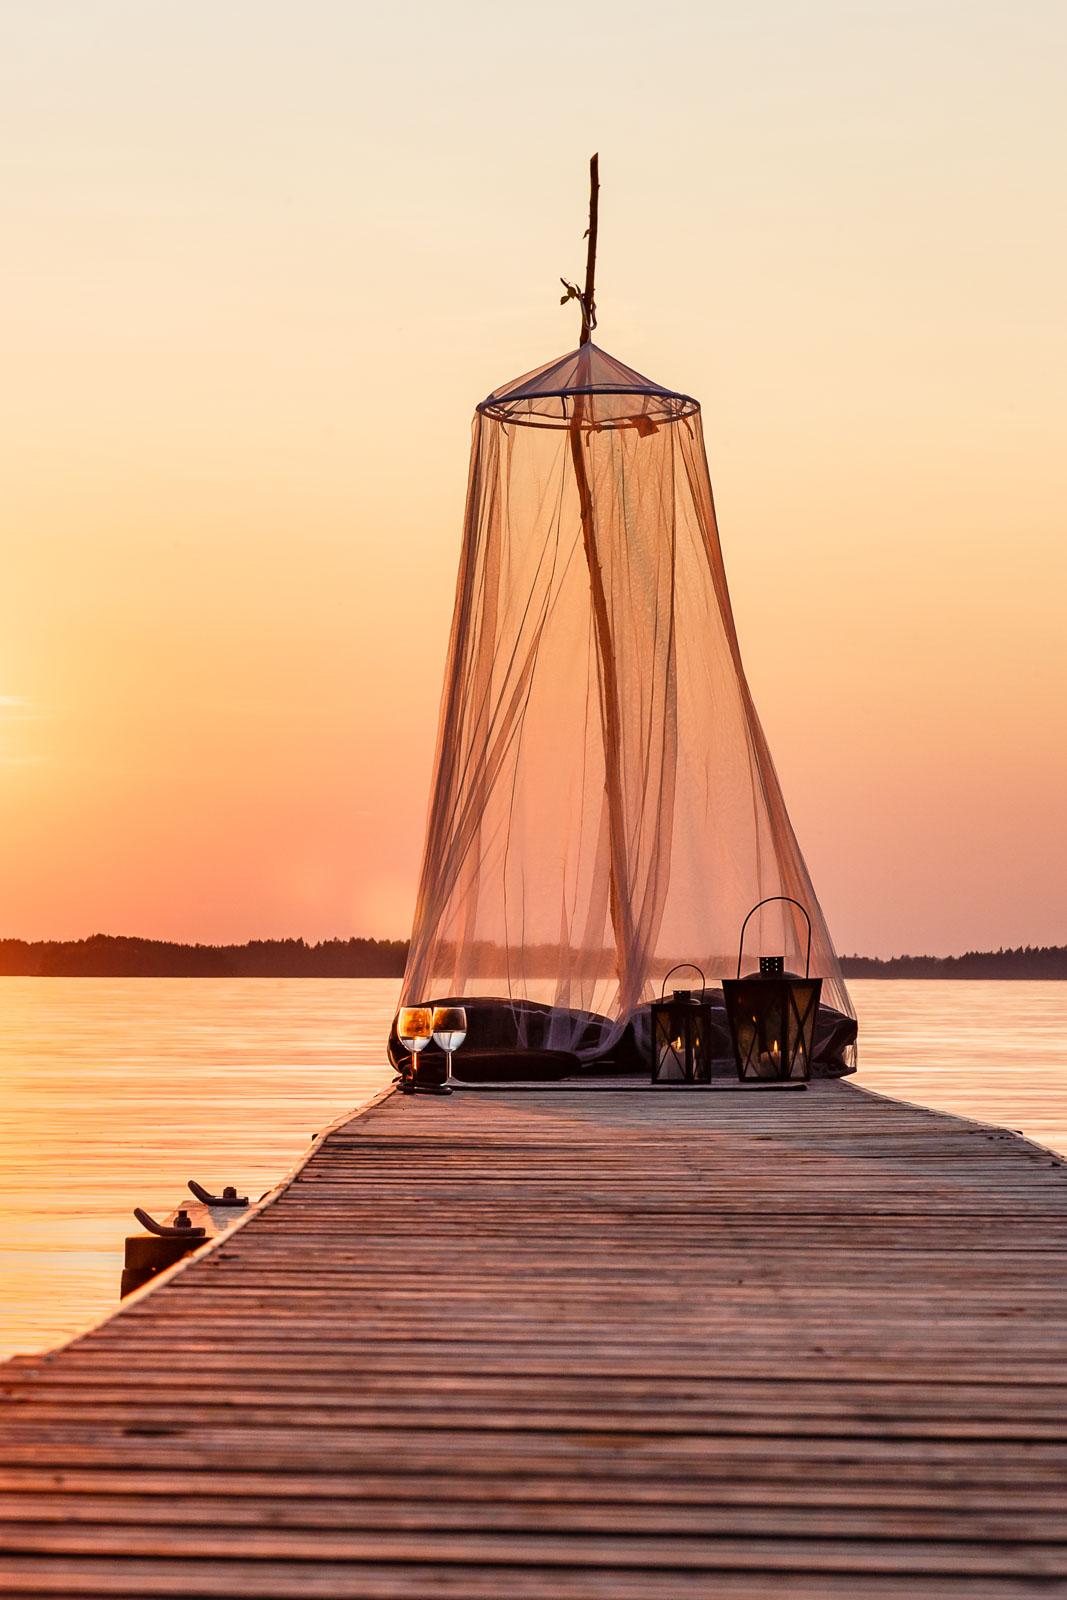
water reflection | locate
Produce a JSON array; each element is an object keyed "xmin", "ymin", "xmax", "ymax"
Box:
[
  {"xmin": 853, "ymin": 980, "xmax": 1067, "ymax": 1154},
  {"xmin": 0, "ymin": 978, "xmax": 397, "ymax": 1359}
]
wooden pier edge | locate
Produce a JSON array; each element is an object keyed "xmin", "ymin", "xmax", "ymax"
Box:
[
  {"xmin": 55, "ymin": 1079, "xmax": 403, "ymax": 1350},
  {"xmin": 849, "ymin": 1074, "xmax": 1067, "ymax": 1166},
  {"xmin": 2, "ymin": 1074, "xmax": 1067, "ymax": 1597}
]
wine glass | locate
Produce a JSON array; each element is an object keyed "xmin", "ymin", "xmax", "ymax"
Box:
[
  {"xmin": 396, "ymin": 1006, "xmax": 433, "ymax": 1088},
  {"xmin": 431, "ymin": 1005, "xmax": 467, "ymax": 1088}
]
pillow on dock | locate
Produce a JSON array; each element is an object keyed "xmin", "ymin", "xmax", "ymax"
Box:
[
  {"xmin": 440, "ymin": 1047, "xmax": 580, "ymax": 1083},
  {"xmin": 388, "ymin": 995, "xmax": 610, "ymax": 1069}
]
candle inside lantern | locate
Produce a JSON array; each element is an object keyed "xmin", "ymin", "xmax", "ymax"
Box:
[{"xmin": 757, "ymin": 1038, "xmax": 781, "ymax": 1075}]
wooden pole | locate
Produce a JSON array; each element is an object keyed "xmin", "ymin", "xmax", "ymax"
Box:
[
  {"xmin": 568, "ymin": 412, "xmax": 637, "ymax": 1012},
  {"xmin": 580, "ymin": 153, "xmax": 599, "ymax": 345},
  {"xmin": 567, "ymin": 154, "xmax": 639, "ymax": 1012}
]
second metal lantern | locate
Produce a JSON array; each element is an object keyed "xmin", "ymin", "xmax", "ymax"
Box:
[
  {"xmin": 722, "ymin": 898, "xmax": 822, "ymax": 1081},
  {"xmin": 651, "ymin": 964, "xmax": 714, "ymax": 1083}
]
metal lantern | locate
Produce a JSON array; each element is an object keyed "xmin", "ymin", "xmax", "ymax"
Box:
[
  {"xmin": 722, "ymin": 898, "xmax": 822, "ymax": 1081},
  {"xmin": 651, "ymin": 964, "xmax": 714, "ymax": 1084}
]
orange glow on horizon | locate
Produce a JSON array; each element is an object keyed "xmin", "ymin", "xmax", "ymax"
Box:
[{"xmin": 2, "ymin": 3, "xmax": 1065, "ymax": 958}]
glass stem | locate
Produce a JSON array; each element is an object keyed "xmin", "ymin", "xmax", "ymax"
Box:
[{"xmin": 444, "ymin": 1050, "xmax": 452, "ymax": 1085}]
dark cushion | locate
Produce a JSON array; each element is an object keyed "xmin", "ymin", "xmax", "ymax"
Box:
[
  {"xmin": 388, "ymin": 996, "xmax": 612, "ymax": 1068},
  {"xmin": 451, "ymin": 1047, "xmax": 579, "ymax": 1083}
]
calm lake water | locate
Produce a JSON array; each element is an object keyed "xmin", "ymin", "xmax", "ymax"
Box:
[{"xmin": 1, "ymin": 977, "xmax": 1065, "ymax": 1361}]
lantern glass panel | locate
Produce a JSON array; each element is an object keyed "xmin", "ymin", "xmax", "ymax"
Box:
[
  {"xmin": 723, "ymin": 976, "xmax": 822, "ymax": 1081},
  {"xmin": 651, "ymin": 992, "xmax": 713, "ymax": 1083}
]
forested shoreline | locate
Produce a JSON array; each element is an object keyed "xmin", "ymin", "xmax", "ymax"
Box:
[
  {"xmin": 0, "ymin": 935, "xmax": 1064, "ymax": 979},
  {"xmin": 841, "ymin": 947, "xmax": 1067, "ymax": 979},
  {"xmin": 0, "ymin": 935, "xmax": 408, "ymax": 977}
]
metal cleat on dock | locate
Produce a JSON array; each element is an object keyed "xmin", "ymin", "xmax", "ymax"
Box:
[
  {"xmin": 133, "ymin": 1206, "xmax": 206, "ymax": 1238},
  {"xmin": 187, "ymin": 1179, "xmax": 249, "ymax": 1207},
  {"xmin": 120, "ymin": 1207, "xmax": 207, "ymax": 1299}
]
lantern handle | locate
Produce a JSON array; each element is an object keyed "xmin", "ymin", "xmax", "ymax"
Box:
[
  {"xmin": 736, "ymin": 897, "xmax": 812, "ymax": 979},
  {"xmin": 660, "ymin": 962, "xmax": 707, "ymax": 1002}
]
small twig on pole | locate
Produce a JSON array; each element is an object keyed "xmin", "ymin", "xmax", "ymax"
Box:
[{"xmin": 560, "ymin": 153, "xmax": 600, "ymax": 343}]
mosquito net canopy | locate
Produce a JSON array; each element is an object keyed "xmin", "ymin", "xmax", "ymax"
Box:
[{"xmin": 399, "ymin": 340, "xmax": 854, "ymax": 1063}]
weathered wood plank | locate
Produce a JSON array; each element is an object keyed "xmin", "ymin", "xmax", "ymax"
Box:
[{"xmin": 0, "ymin": 1553, "xmax": 1055, "ymax": 1599}]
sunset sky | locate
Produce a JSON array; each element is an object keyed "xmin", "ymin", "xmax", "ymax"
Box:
[{"xmin": 2, "ymin": 1, "xmax": 1065, "ymax": 957}]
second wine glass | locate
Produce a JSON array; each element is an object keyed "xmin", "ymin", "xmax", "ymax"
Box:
[{"xmin": 431, "ymin": 1005, "xmax": 467, "ymax": 1089}]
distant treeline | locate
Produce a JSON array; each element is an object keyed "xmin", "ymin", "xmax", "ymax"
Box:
[
  {"xmin": 840, "ymin": 947, "xmax": 1067, "ymax": 980},
  {"xmin": 0, "ymin": 935, "xmax": 1064, "ymax": 979},
  {"xmin": 0, "ymin": 934, "xmax": 409, "ymax": 977}
]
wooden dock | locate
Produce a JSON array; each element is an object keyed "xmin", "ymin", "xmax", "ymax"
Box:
[{"xmin": 3, "ymin": 1078, "xmax": 1067, "ymax": 1596}]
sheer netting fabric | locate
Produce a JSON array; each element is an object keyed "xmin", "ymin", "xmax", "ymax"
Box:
[{"xmin": 400, "ymin": 343, "xmax": 854, "ymax": 1060}]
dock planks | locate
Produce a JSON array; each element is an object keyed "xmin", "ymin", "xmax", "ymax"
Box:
[{"xmin": 3, "ymin": 1077, "xmax": 1067, "ymax": 1596}]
